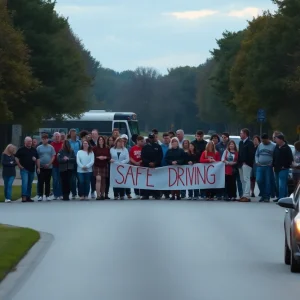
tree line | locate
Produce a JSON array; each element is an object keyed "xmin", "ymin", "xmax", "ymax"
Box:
[
  {"xmin": 0, "ymin": 0, "xmax": 99, "ymax": 131},
  {"xmin": 1, "ymin": 0, "xmax": 299, "ymax": 140}
]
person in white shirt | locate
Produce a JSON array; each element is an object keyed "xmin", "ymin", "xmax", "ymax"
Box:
[
  {"xmin": 110, "ymin": 137, "xmax": 129, "ymax": 200},
  {"xmin": 76, "ymin": 140, "xmax": 94, "ymax": 200},
  {"xmin": 176, "ymin": 129, "xmax": 185, "ymax": 147}
]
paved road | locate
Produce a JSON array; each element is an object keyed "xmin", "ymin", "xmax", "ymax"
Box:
[{"xmin": 0, "ymin": 200, "xmax": 299, "ymax": 300}]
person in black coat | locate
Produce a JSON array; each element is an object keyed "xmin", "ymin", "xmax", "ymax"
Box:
[
  {"xmin": 141, "ymin": 133, "xmax": 163, "ymax": 199},
  {"xmin": 273, "ymin": 134, "xmax": 294, "ymax": 201},
  {"xmin": 238, "ymin": 128, "xmax": 255, "ymax": 202},
  {"xmin": 165, "ymin": 137, "xmax": 186, "ymax": 200}
]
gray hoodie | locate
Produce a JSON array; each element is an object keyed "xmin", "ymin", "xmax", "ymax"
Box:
[{"xmin": 255, "ymin": 141, "xmax": 276, "ymax": 166}]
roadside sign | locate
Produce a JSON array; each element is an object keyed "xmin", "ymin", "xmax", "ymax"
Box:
[
  {"xmin": 297, "ymin": 125, "xmax": 300, "ymax": 134},
  {"xmin": 257, "ymin": 109, "xmax": 266, "ymax": 122}
]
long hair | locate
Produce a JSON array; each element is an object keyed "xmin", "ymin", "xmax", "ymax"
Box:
[
  {"xmin": 81, "ymin": 140, "xmax": 93, "ymax": 153},
  {"xmin": 62, "ymin": 140, "xmax": 72, "ymax": 153},
  {"xmin": 205, "ymin": 141, "xmax": 216, "ymax": 153},
  {"xmin": 226, "ymin": 140, "xmax": 238, "ymax": 152},
  {"xmin": 3, "ymin": 144, "xmax": 16, "ymax": 155},
  {"xmin": 114, "ymin": 137, "xmax": 124, "ymax": 149},
  {"xmin": 97, "ymin": 135, "xmax": 107, "ymax": 149},
  {"xmin": 169, "ymin": 137, "xmax": 181, "ymax": 149},
  {"xmin": 107, "ymin": 136, "xmax": 116, "ymax": 148},
  {"xmin": 182, "ymin": 139, "xmax": 190, "ymax": 151}
]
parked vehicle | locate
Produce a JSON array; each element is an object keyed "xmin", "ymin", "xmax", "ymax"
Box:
[
  {"xmin": 31, "ymin": 110, "xmax": 139, "ymax": 142},
  {"xmin": 277, "ymin": 182, "xmax": 300, "ymax": 273}
]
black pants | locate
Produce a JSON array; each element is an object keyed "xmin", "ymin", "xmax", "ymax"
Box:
[
  {"xmin": 38, "ymin": 168, "xmax": 52, "ymax": 197},
  {"xmin": 143, "ymin": 190, "xmax": 160, "ymax": 199},
  {"xmin": 225, "ymin": 174, "xmax": 237, "ymax": 199},
  {"xmin": 91, "ymin": 174, "xmax": 96, "ymax": 193},
  {"xmin": 60, "ymin": 170, "xmax": 73, "ymax": 199},
  {"xmin": 113, "ymin": 188, "xmax": 125, "ymax": 197},
  {"xmin": 105, "ymin": 176, "xmax": 110, "ymax": 195}
]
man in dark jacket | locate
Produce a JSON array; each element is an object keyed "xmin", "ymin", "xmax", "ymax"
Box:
[
  {"xmin": 191, "ymin": 130, "xmax": 207, "ymax": 161},
  {"xmin": 273, "ymin": 134, "xmax": 294, "ymax": 202},
  {"xmin": 191, "ymin": 130, "xmax": 207, "ymax": 199},
  {"xmin": 216, "ymin": 132, "xmax": 229, "ymax": 157},
  {"xmin": 141, "ymin": 133, "xmax": 163, "ymax": 199},
  {"xmin": 238, "ymin": 128, "xmax": 255, "ymax": 202}
]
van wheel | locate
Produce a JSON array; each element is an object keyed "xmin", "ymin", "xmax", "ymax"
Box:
[{"xmin": 285, "ymin": 234, "xmax": 291, "ymax": 265}]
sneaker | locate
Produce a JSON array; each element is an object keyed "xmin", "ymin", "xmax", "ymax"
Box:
[
  {"xmin": 259, "ymin": 197, "xmax": 265, "ymax": 202},
  {"xmin": 5, "ymin": 199, "xmax": 11, "ymax": 203},
  {"xmin": 127, "ymin": 195, "xmax": 132, "ymax": 199},
  {"xmin": 187, "ymin": 197, "xmax": 192, "ymax": 200},
  {"xmin": 72, "ymin": 195, "xmax": 76, "ymax": 200},
  {"xmin": 38, "ymin": 196, "xmax": 43, "ymax": 202},
  {"xmin": 105, "ymin": 194, "xmax": 110, "ymax": 200},
  {"xmin": 53, "ymin": 197, "xmax": 57, "ymax": 200},
  {"xmin": 46, "ymin": 197, "xmax": 51, "ymax": 201},
  {"xmin": 91, "ymin": 192, "xmax": 96, "ymax": 199},
  {"xmin": 59, "ymin": 196, "xmax": 63, "ymax": 200}
]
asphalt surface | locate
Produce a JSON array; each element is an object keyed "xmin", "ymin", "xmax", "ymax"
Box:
[{"xmin": 0, "ymin": 199, "xmax": 300, "ymax": 300}]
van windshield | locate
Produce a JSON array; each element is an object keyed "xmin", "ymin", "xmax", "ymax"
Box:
[{"xmin": 128, "ymin": 121, "xmax": 140, "ymax": 135}]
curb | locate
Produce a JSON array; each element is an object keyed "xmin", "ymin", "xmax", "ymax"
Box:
[{"xmin": 0, "ymin": 231, "xmax": 54, "ymax": 300}]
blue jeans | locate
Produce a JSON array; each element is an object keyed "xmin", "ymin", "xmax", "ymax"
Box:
[
  {"xmin": 20, "ymin": 169, "xmax": 35, "ymax": 198},
  {"xmin": 71, "ymin": 168, "xmax": 80, "ymax": 197},
  {"xmin": 78, "ymin": 172, "xmax": 92, "ymax": 197},
  {"xmin": 3, "ymin": 176, "xmax": 15, "ymax": 200},
  {"xmin": 52, "ymin": 167, "xmax": 62, "ymax": 197},
  {"xmin": 256, "ymin": 166, "xmax": 273, "ymax": 200},
  {"xmin": 275, "ymin": 169, "xmax": 289, "ymax": 199},
  {"xmin": 271, "ymin": 171, "xmax": 277, "ymax": 198}
]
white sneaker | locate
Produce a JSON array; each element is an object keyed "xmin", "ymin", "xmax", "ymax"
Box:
[
  {"xmin": 5, "ymin": 199, "xmax": 11, "ymax": 203},
  {"xmin": 37, "ymin": 196, "xmax": 43, "ymax": 201},
  {"xmin": 187, "ymin": 197, "xmax": 192, "ymax": 200},
  {"xmin": 46, "ymin": 197, "xmax": 51, "ymax": 201},
  {"xmin": 59, "ymin": 196, "xmax": 63, "ymax": 200},
  {"xmin": 91, "ymin": 192, "xmax": 96, "ymax": 199}
]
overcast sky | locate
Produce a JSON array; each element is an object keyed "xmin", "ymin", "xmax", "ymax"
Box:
[{"xmin": 55, "ymin": 0, "xmax": 276, "ymax": 74}]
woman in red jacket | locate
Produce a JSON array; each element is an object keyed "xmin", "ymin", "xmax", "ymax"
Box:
[
  {"xmin": 93, "ymin": 136, "xmax": 111, "ymax": 200},
  {"xmin": 200, "ymin": 141, "xmax": 221, "ymax": 200}
]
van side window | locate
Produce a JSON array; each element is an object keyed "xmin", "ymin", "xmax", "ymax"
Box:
[{"xmin": 113, "ymin": 122, "xmax": 128, "ymax": 135}]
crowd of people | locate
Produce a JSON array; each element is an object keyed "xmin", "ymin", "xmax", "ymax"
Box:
[{"xmin": 1, "ymin": 127, "xmax": 300, "ymax": 203}]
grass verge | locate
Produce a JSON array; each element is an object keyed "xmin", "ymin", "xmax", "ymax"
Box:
[
  {"xmin": 0, "ymin": 184, "xmax": 37, "ymax": 202},
  {"xmin": 0, "ymin": 224, "xmax": 40, "ymax": 282}
]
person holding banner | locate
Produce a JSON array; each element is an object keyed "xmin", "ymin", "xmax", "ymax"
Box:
[
  {"xmin": 110, "ymin": 137, "xmax": 129, "ymax": 200},
  {"xmin": 186, "ymin": 143, "xmax": 199, "ymax": 200},
  {"xmin": 222, "ymin": 140, "xmax": 238, "ymax": 201},
  {"xmin": 129, "ymin": 136, "xmax": 145, "ymax": 199},
  {"xmin": 141, "ymin": 133, "xmax": 163, "ymax": 200},
  {"xmin": 200, "ymin": 141, "xmax": 221, "ymax": 200},
  {"xmin": 165, "ymin": 137, "xmax": 186, "ymax": 200}
]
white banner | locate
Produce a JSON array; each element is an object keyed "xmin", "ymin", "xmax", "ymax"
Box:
[{"xmin": 110, "ymin": 162, "xmax": 225, "ymax": 190}]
